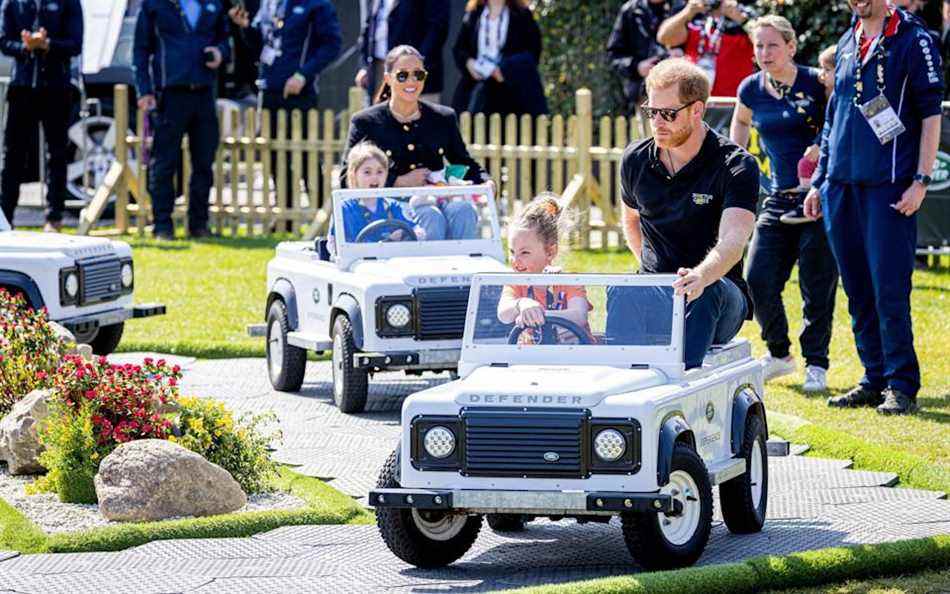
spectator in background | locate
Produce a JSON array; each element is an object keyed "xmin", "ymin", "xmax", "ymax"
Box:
[
  {"xmin": 451, "ymin": 0, "xmax": 547, "ymax": 117},
  {"xmin": 805, "ymin": 0, "xmax": 943, "ymax": 415},
  {"xmin": 356, "ymin": 0, "xmax": 449, "ymax": 104},
  {"xmin": 817, "ymin": 44, "xmax": 836, "ymax": 96},
  {"xmin": 943, "ymin": 0, "xmax": 950, "ymax": 97},
  {"xmin": 222, "ymin": 0, "xmax": 261, "ymax": 99},
  {"xmin": 730, "ymin": 16, "xmax": 837, "ymax": 392},
  {"xmin": 656, "ymin": 0, "xmax": 755, "ymax": 97},
  {"xmin": 607, "ymin": 0, "xmax": 678, "ymax": 115},
  {"xmin": 0, "ymin": 0, "xmax": 83, "ymax": 232},
  {"xmin": 229, "ymin": 0, "xmax": 342, "ymax": 232},
  {"xmin": 133, "ymin": 0, "xmax": 230, "ymax": 240}
]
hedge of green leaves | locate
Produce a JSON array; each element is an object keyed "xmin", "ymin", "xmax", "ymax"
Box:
[{"xmin": 535, "ymin": 0, "xmax": 853, "ymax": 118}]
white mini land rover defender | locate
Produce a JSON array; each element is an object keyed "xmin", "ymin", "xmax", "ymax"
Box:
[
  {"xmin": 369, "ymin": 273, "xmax": 768, "ymax": 570},
  {"xmin": 0, "ymin": 211, "xmax": 164, "ymax": 354},
  {"xmin": 264, "ymin": 185, "xmax": 508, "ymax": 413}
]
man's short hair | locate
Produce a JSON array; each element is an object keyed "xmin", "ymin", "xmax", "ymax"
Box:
[{"xmin": 644, "ymin": 58, "xmax": 710, "ymax": 105}]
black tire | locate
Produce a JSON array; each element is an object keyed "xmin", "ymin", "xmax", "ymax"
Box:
[
  {"xmin": 621, "ymin": 444, "xmax": 713, "ymax": 570},
  {"xmin": 375, "ymin": 449, "xmax": 482, "ymax": 568},
  {"xmin": 331, "ymin": 315, "xmax": 368, "ymax": 413},
  {"xmin": 266, "ymin": 300, "xmax": 306, "ymax": 392},
  {"xmin": 486, "ymin": 514, "xmax": 527, "ymax": 533},
  {"xmin": 89, "ymin": 322, "xmax": 124, "ymax": 355},
  {"xmin": 720, "ymin": 414, "xmax": 768, "ymax": 534}
]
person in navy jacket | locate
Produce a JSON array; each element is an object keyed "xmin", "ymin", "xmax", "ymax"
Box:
[
  {"xmin": 134, "ymin": 0, "xmax": 231, "ymax": 240},
  {"xmin": 0, "ymin": 0, "xmax": 83, "ymax": 231},
  {"xmin": 228, "ymin": 0, "xmax": 341, "ymax": 231},
  {"xmin": 804, "ymin": 0, "xmax": 944, "ymax": 414},
  {"xmin": 355, "ymin": 0, "xmax": 449, "ymax": 104}
]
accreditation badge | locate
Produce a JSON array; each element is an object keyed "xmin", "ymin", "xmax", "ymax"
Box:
[{"xmin": 858, "ymin": 94, "xmax": 906, "ymax": 145}]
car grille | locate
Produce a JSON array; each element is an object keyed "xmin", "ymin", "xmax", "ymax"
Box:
[
  {"xmin": 79, "ymin": 256, "xmax": 123, "ymax": 304},
  {"xmin": 462, "ymin": 408, "xmax": 587, "ymax": 478},
  {"xmin": 414, "ymin": 286, "xmax": 469, "ymax": 340}
]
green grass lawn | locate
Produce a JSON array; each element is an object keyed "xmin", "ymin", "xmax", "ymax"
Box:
[{"xmin": 767, "ymin": 567, "xmax": 950, "ymax": 594}]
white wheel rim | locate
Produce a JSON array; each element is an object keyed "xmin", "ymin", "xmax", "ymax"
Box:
[
  {"xmin": 411, "ymin": 509, "xmax": 468, "ymax": 541},
  {"xmin": 750, "ymin": 439, "xmax": 764, "ymax": 509},
  {"xmin": 332, "ymin": 332, "xmax": 344, "ymax": 398},
  {"xmin": 268, "ymin": 320, "xmax": 283, "ymax": 379},
  {"xmin": 659, "ymin": 470, "xmax": 702, "ymax": 546}
]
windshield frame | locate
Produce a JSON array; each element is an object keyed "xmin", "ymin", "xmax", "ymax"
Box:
[
  {"xmin": 331, "ymin": 184, "xmax": 503, "ymax": 269},
  {"xmin": 461, "ymin": 272, "xmax": 686, "ymax": 375}
]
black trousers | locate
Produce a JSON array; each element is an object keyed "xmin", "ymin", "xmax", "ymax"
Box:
[
  {"xmin": 1, "ymin": 86, "xmax": 70, "ymax": 225},
  {"xmin": 262, "ymin": 91, "xmax": 320, "ymax": 207},
  {"xmin": 746, "ymin": 194, "xmax": 839, "ymax": 369},
  {"xmin": 148, "ymin": 87, "xmax": 219, "ymax": 235}
]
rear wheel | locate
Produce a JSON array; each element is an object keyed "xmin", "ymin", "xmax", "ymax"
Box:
[
  {"xmin": 266, "ymin": 300, "xmax": 306, "ymax": 391},
  {"xmin": 375, "ymin": 450, "xmax": 482, "ymax": 568},
  {"xmin": 331, "ymin": 315, "xmax": 368, "ymax": 413},
  {"xmin": 486, "ymin": 514, "xmax": 527, "ymax": 533},
  {"xmin": 720, "ymin": 414, "xmax": 768, "ymax": 533},
  {"xmin": 621, "ymin": 444, "xmax": 713, "ymax": 570},
  {"xmin": 77, "ymin": 322, "xmax": 124, "ymax": 355}
]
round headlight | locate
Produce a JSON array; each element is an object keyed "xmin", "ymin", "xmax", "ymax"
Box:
[
  {"xmin": 594, "ymin": 429, "xmax": 626, "ymax": 462},
  {"xmin": 120, "ymin": 262, "xmax": 133, "ymax": 288},
  {"xmin": 423, "ymin": 426, "xmax": 456, "ymax": 459},
  {"xmin": 385, "ymin": 303, "xmax": 411, "ymax": 328},
  {"xmin": 64, "ymin": 272, "xmax": 79, "ymax": 298}
]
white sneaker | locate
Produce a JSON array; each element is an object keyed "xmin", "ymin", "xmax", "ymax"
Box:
[
  {"xmin": 761, "ymin": 355, "xmax": 796, "ymax": 382},
  {"xmin": 802, "ymin": 365, "xmax": 828, "ymax": 392}
]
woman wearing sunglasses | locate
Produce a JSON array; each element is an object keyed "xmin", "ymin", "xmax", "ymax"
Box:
[
  {"xmin": 451, "ymin": 0, "xmax": 548, "ymax": 117},
  {"xmin": 729, "ymin": 16, "xmax": 838, "ymax": 392},
  {"xmin": 341, "ymin": 45, "xmax": 490, "ymax": 241}
]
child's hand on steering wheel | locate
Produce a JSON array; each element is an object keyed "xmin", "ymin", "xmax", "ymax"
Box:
[{"xmin": 515, "ymin": 298, "xmax": 545, "ymax": 327}]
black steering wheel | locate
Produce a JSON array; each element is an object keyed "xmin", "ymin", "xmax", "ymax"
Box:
[
  {"xmin": 507, "ymin": 316, "xmax": 592, "ymax": 345},
  {"xmin": 355, "ymin": 219, "xmax": 418, "ymax": 243}
]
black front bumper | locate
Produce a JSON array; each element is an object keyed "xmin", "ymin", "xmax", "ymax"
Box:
[{"xmin": 59, "ymin": 303, "xmax": 166, "ymax": 334}]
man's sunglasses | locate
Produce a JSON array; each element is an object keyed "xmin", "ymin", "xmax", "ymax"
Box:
[
  {"xmin": 393, "ymin": 69, "xmax": 428, "ymax": 83},
  {"xmin": 640, "ymin": 100, "xmax": 698, "ymax": 122}
]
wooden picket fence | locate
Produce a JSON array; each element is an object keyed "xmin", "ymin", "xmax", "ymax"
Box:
[{"xmin": 80, "ymin": 85, "xmax": 652, "ymax": 248}]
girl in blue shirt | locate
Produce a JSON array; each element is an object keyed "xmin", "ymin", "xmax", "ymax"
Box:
[{"xmin": 729, "ymin": 15, "xmax": 838, "ymax": 393}]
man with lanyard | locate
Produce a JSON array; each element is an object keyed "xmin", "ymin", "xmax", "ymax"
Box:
[
  {"xmin": 656, "ymin": 0, "xmax": 754, "ymax": 97},
  {"xmin": 610, "ymin": 58, "xmax": 758, "ymax": 369},
  {"xmin": 134, "ymin": 0, "xmax": 230, "ymax": 240},
  {"xmin": 607, "ymin": 0, "xmax": 677, "ymax": 115},
  {"xmin": 804, "ymin": 0, "xmax": 943, "ymax": 414},
  {"xmin": 0, "ymin": 0, "xmax": 82, "ymax": 232},
  {"xmin": 229, "ymin": 0, "xmax": 341, "ymax": 231}
]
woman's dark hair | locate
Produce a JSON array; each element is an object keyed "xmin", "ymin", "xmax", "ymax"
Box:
[
  {"xmin": 374, "ymin": 45, "xmax": 426, "ymax": 104},
  {"xmin": 464, "ymin": 0, "xmax": 529, "ymax": 11}
]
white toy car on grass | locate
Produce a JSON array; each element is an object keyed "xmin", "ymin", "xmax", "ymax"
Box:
[
  {"xmin": 0, "ymin": 210, "xmax": 165, "ymax": 354},
  {"xmin": 264, "ymin": 184, "xmax": 508, "ymax": 413},
  {"xmin": 370, "ymin": 273, "xmax": 768, "ymax": 570}
]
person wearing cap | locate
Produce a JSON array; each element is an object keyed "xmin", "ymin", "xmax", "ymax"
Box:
[
  {"xmin": 729, "ymin": 15, "xmax": 838, "ymax": 392},
  {"xmin": 134, "ymin": 0, "xmax": 231, "ymax": 240},
  {"xmin": 804, "ymin": 0, "xmax": 944, "ymax": 414},
  {"xmin": 0, "ymin": 0, "xmax": 83, "ymax": 232}
]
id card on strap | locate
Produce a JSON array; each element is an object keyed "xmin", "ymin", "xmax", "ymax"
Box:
[{"xmin": 858, "ymin": 94, "xmax": 905, "ymax": 145}]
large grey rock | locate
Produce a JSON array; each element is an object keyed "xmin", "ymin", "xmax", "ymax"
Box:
[
  {"xmin": 0, "ymin": 390, "xmax": 51, "ymax": 475},
  {"xmin": 47, "ymin": 321, "xmax": 77, "ymax": 352},
  {"xmin": 95, "ymin": 439, "xmax": 247, "ymax": 522}
]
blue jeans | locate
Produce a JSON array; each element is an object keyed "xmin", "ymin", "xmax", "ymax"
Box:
[
  {"xmin": 683, "ymin": 278, "xmax": 748, "ymax": 368},
  {"xmin": 821, "ymin": 181, "xmax": 919, "ymax": 397},
  {"xmin": 413, "ymin": 201, "xmax": 479, "ymax": 240}
]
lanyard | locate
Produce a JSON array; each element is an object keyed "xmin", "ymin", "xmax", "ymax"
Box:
[
  {"xmin": 767, "ymin": 71, "xmax": 820, "ymax": 135},
  {"xmin": 697, "ymin": 16, "xmax": 724, "ymax": 57},
  {"xmin": 853, "ymin": 12, "xmax": 893, "ymax": 106},
  {"xmin": 479, "ymin": 7, "xmax": 508, "ymax": 61}
]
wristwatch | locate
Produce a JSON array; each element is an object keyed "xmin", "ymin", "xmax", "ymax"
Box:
[{"xmin": 913, "ymin": 173, "xmax": 932, "ymax": 187}]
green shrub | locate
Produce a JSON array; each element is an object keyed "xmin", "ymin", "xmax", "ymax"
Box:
[
  {"xmin": 0, "ymin": 288, "xmax": 66, "ymax": 416},
  {"xmin": 31, "ymin": 402, "xmax": 103, "ymax": 503},
  {"xmin": 174, "ymin": 396, "xmax": 280, "ymax": 494}
]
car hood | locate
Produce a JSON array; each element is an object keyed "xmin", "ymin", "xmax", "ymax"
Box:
[
  {"xmin": 350, "ymin": 256, "xmax": 508, "ymax": 287},
  {"xmin": 454, "ymin": 365, "xmax": 668, "ymax": 409},
  {"xmin": 0, "ymin": 231, "xmax": 118, "ymax": 259}
]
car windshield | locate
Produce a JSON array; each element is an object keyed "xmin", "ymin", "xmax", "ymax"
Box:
[{"xmin": 463, "ymin": 273, "xmax": 685, "ymax": 369}]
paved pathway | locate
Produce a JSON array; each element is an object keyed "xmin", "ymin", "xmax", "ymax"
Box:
[{"xmin": 0, "ymin": 357, "xmax": 947, "ymax": 593}]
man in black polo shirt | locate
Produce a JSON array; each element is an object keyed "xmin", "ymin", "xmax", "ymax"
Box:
[{"xmin": 609, "ymin": 58, "xmax": 758, "ymax": 368}]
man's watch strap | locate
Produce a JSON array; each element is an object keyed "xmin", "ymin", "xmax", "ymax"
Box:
[{"xmin": 914, "ymin": 173, "xmax": 932, "ymax": 187}]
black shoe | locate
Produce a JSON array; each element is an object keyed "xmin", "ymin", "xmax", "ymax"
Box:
[
  {"xmin": 189, "ymin": 228, "xmax": 218, "ymax": 239},
  {"xmin": 876, "ymin": 388, "xmax": 918, "ymax": 415},
  {"xmin": 153, "ymin": 230, "xmax": 175, "ymax": 241},
  {"xmin": 827, "ymin": 385, "xmax": 884, "ymax": 408}
]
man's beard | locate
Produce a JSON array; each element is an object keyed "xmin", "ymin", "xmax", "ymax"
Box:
[{"xmin": 655, "ymin": 121, "xmax": 694, "ymax": 149}]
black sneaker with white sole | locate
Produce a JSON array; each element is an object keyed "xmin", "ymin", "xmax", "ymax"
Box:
[{"xmin": 827, "ymin": 385, "xmax": 884, "ymax": 408}]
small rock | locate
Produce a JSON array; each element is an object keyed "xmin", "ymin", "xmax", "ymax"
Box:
[
  {"xmin": 0, "ymin": 390, "xmax": 51, "ymax": 475},
  {"xmin": 76, "ymin": 344, "xmax": 94, "ymax": 362},
  {"xmin": 47, "ymin": 321, "xmax": 77, "ymax": 352},
  {"xmin": 95, "ymin": 439, "xmax": 247, "ymax": 522}
]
